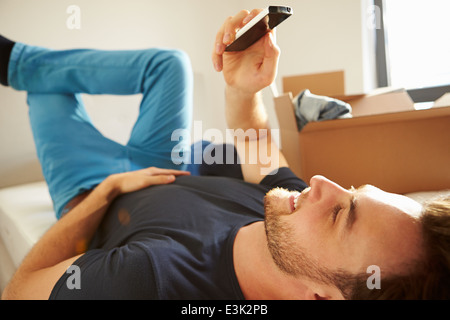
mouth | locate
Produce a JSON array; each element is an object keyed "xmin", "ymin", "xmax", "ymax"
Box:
[
  {"xmin": 265, "ymin": 187, "xmax": 312, "ymax": 216},
  {"xmin": 291, "ymin": 187, "xmax": 311, "ymax": 212},
  {"xmin": 290, "ymin": 194, "xmax": 299, "ymax": 212}
]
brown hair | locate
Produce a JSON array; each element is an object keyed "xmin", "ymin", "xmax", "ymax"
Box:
[{"xmin": 339, "ymin": 195, "xmax": 450, "ymax": 300}]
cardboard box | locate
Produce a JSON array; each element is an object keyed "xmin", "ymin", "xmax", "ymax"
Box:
[
  {"xmin": 283, "ymin": 71, "xmax": 415, "ymax": 117},
  {"xmin": 275, "ymin": 72, "xmax": 450, "ymax": 194}
]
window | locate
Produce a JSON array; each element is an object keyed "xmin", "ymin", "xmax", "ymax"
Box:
[{"xmin": 375, "ymin": 0, "xmax": 450, "ymax": 102}]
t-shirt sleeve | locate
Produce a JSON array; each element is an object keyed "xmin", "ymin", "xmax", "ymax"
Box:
[
  {"xmin": 259, "ymin": 167, "xmax": 308, "ymax": 192},
  {"xmin": 49, "ymin": 242, "xmax": 158, "ymax": 300}
]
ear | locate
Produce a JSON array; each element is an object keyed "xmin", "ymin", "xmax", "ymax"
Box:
[
  {"xmin": 304, "ymin": 284, "xmax": 345, "ymax": 300},
  {"xmin": 313, "ymin": 293, "xmax": 331, "ymax": 300}
]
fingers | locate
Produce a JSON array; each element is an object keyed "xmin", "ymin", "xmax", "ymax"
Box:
[
  {"xmin": 109, "ymin": 167, "xmax": 191, "ymax": 195},
  {"xmin": 212, "ymin": 8, "xmax": 263, "ymax": 72},
  {"xmin": 152, "ymin": 174, "xmax": 177, "ymax": 184},
  {"xmin": 213, "ymin": 12, "xmax": 244, "ymax": 72},
  {"xmin": 244, "ymin": 8, "xmax": 262, "ymax": 24},
  {"xmin": 143, "ymin": 167, "xmax": 191, "ymax": 187},
  {"xmin": 134, "ymin": 167, "xmax": 190, "ymax": 187},
  {"xmin": 222, "ymin": 10, "xmax": 251, "ymax": 45},
  {"xmin": 142, "ymin": 167, "xmax": 191, "ymax": 177}
]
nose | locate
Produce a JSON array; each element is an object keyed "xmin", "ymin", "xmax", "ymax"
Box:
[{"xmin": 308, "ymin": 175, "xmax": 349, "ymax": 203}]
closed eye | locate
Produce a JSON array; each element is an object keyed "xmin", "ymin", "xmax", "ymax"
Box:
[{"xmin": 332, "ymin": 205, "xmax": 342, "ymax": 223}]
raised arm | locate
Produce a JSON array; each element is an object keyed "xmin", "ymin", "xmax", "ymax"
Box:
[
  {"xmin": 1, "ymin": 167, "xmax": 189, "ymax": 300},
  {"xmin": 212, "ymin": 9, "xmax": 288, "ymax": 184}
]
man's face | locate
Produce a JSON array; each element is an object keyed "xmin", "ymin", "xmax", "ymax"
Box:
[{"xmin": 263, "ymin": 175, "xmax": 424, "ymax": 286}]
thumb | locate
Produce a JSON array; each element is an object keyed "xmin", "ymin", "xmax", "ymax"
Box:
[
  {"xmin": 265, "ymin": 31, "xmax": 279, "ymax": 59},
  {"xmin": 259, "ymin": 32, "xmax": 280, "ymax": 85}
]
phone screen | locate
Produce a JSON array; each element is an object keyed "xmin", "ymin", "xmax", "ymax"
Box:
[{"xmin": 225, "ymin": 6, "xmax": 292, "ymax": 52}]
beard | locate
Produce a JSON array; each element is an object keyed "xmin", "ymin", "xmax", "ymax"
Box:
[{"xmin": 263, "ymin": 187, "xmax": 329, "ymax": 282}]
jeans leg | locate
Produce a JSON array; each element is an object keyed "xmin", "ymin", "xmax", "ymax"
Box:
[
  {"xmin": 28, "ymin": 93, "xmax": 129, "ymax": 219},
  {"xmin": 9, "ymin": 42, "xmax": 193, "ymax": 169},
  {"xmin": 127, "ymin": 49, "xmax": 193, "ymax": 170},
  {"xmin": 8, "ymin": 42, "xmax": 174, "ymax": 95}
]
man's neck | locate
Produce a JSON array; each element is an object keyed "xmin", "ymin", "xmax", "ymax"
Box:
[{"xmin": 233, "ymin": 221, "xmax": 310, "ymax": 300}]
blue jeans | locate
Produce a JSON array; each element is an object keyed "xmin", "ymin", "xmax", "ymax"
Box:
[{"xmin": 8, "ymin": 43, "xmax": 193, "ymax": 218}]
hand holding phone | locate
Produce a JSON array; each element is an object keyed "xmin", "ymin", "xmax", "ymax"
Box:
[
  {"xmin": 225, "ymin": 6, "xmax": 292, "ymax": 52},
  {"xmin": 212, "ymin": 7, "xmax": 288, "ymax": 93}
]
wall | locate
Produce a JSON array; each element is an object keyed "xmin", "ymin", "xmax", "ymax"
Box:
[{"xmin": 0, "ymin": 0, "xmax": 375, "ymax": 188}]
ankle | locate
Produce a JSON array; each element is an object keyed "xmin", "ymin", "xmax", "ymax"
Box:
[{"xmin": 0, "ymin": 35, "xmax": 16, "ymax": 86}]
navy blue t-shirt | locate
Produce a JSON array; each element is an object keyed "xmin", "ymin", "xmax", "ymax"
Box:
[{"xmin": 49, "ymin": 167, "xmax": 307, "ymax": 299}]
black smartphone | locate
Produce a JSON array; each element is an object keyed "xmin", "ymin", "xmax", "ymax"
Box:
[{"xmin": 225, "ymin": 6, "xmax": 293, "ymax": 52}]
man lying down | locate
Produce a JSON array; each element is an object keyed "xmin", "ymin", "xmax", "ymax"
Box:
[{"xmin": 1, "ymin": 8, "xmax": 449, "ymax": 300}]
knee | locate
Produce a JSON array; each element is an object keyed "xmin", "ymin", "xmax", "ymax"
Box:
[
  {"xmin": 166, "ymin": 49, "xmax": 191, "ymax": 68},
  {"xmin": 153, "ymin": 49, "xmax": 192, "ymax": 76}
]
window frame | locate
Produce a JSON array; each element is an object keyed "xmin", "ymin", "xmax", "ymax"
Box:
[{"xmin": 374, "ymin": 0, "xmax": 450, "ymax": 103}]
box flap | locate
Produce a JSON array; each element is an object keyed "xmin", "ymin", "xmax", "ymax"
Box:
[
  {"xmin": 434, "ymin": 92, "xmax": 450, "ymax": 108},
  {"xmin": 283, "ymin": 71, "xmax": 345, "ymax": 97},
  {"xmin": 282, "ymin": 72, "xmax": 415, "ymax": 117},
  {"xmin": 346, "ymin": 91, "xmax": 415, "ymax": 117}
]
